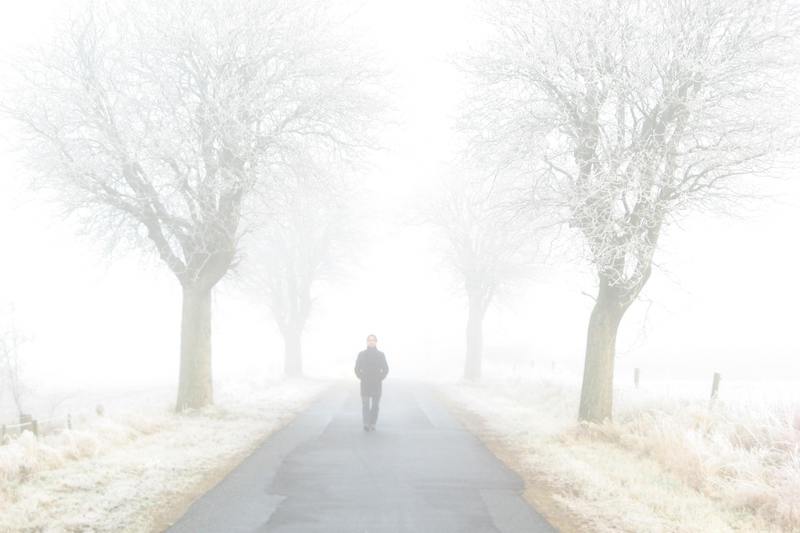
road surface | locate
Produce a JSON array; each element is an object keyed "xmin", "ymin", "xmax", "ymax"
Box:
[{"xmin": 168, "ymin": 381, "xmax": 556, "ymax": 533}]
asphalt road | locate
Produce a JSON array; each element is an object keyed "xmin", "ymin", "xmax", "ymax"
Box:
[{"xmin": 167, "ymin": 381, "xmax": 556, "ymax": 533}]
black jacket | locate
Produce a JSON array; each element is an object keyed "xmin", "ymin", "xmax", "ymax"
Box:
[{"xmin": 354, "ymin": 347, "xmax": 389, "ymax": 396}]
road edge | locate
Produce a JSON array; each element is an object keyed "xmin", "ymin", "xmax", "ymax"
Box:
[
  {"xmin": 434, "ymin": 386, "xmax": 590, "ymax": 533},
  {"xmin": 151, "ymin": 380, "xmax": 336, "ymax": 532}
]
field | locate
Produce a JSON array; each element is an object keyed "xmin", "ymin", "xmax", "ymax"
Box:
[
  {"xmin": 0, "ymin": 378, "xmax": 329, "ymax": 533},
  {"xmin": 440, "ymin": 367, "xmax": 800, "ymax": 533}
]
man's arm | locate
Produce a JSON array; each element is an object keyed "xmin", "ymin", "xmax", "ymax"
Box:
[
  {"xmin": 354, "ymin": 352, "xmax": 364, "ymax": 379},
  {"xmin": 379, "ymin": 353, "xmax": 389, "ymax": 380}
]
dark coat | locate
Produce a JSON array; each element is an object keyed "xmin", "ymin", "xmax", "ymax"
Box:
[{"xmin": 354, "ymin": 347, "xmax": 389, "ymax": 397}]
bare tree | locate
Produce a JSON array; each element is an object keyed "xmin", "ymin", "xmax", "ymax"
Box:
[
  {"xmin": 425, "ymin": 170, "xmax": 539, "ymax": 380},
  {"xmin": 0, "ymin": 315, "xmax": 29, "ymax": 418},
  {"xmin": 3, "ymin": 0, "xmax": 382, "ymax": 409},
  {"xmin": 463, "ymin": 0, "xmax": 799, "ymax": 421},
  {"xmin": 240, "ymin": 159, "xmax": 360, "ymax": 377}
]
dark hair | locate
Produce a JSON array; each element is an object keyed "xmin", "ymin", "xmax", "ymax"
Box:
[{"xmin": 366, "ymin": 334, "xmax": 377, "ymax": 341}]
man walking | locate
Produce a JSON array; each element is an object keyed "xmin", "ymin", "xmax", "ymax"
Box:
[{"xmin": 354, "ymin": 334, "xmax": 389, "ymax": 431}]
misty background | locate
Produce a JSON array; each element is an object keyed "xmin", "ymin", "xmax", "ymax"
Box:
[{"xmin": 0, "ymin": 0, "xmax": 797, "ymax": 410}]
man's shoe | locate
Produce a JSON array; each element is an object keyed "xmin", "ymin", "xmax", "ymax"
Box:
[
  {"xmin": 363, "ymin": 425, "xmax": 369, "ymax": 431},
  {"xmin": 369, "ymin": 425, "xmax": 376, "ymax": 431}
]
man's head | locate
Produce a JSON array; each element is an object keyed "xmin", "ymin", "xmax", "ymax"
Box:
[{"xmin": 366, "ymin": 334, "xmax": 377, "ymax": 348}]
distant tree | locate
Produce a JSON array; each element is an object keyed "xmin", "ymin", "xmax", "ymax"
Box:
[
  {"xmin": 0, "ymin": 313, "xmax": 29, "ymax": 418},
  {"xmin": 4, "ymin": 0, "xmax": 382, "ymax": 410},
  {"xmin": 463, "ymin": 0, "xmax": 800, "ymax": 421},
  {"xmin": 425, "ymin": 170, "xmax": 539, "ymax": 380},
  {"xmin": 242, "ymin": 160, "xmax": 359, "ymax": 377}
]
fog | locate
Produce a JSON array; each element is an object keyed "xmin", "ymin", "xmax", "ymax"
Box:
[
  {"xmin": 2, "ymin": 1, "xmax": 800, "ymax": 531},
  {"xmin": 0, "ymin": 0, "xmax": 798, "ymax": 402}
]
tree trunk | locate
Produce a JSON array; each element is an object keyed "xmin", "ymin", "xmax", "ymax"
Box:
[
  {"xmin": 464, "ymin": 292, "xmax": 485, "ymax": 380},
  {"xmin": 176, "ymin": 285, "xmax": 213, "ymax": 411},
  {"xmin": 578, "ymin": 281, "xmax": 626, "ymax": 423},
  {"xmin": 283, "ymin": 324, "xmax": 303, "ymax": 377}
]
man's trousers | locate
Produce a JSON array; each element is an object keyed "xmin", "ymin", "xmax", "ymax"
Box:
[{"xmin": 361, "ymin": 394, "xmax": 381, "ymax": 426}]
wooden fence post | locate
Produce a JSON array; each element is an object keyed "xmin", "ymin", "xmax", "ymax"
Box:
[
  {"xmin": 19, "ymin": 413, "xmax": 32, "ymax": 435},
  {"xmin": 67, "ymin": 413, "xmax": 72, "ymax": 431},
  {"xmin": 710, "ymin": 372, "xmax": 721, "ymax": 400},
  {"xmin": 634, "ymin": 368, "xmax": 640, "ymax": 388}
]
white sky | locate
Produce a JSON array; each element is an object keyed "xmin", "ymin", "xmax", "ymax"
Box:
[{"xmin": 0, "ymin": 0, "xmax": 798, "ymax": 401}]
